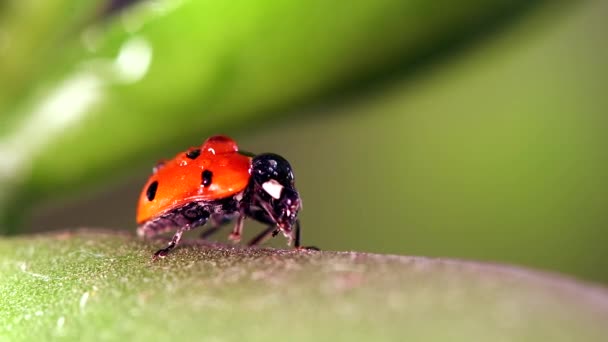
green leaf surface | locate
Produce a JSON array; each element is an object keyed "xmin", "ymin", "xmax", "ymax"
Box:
[{"xmin": 1, "ymin": 231, "xmax": 607, "ymax": 341}]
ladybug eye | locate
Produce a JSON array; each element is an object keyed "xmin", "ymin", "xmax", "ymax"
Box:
[{"xmin": 146, "ymin": 181, "xmax": 158, "ymax": 201}]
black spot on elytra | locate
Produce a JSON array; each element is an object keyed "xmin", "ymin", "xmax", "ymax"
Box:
[
  {"xmin": 202, "ymin": 170, "xmax": 213, "ymax": 187},
  {"xmin": 185, "ymin": 149, "xmax": 201, "ymax": 160},
  {"xmin": 146, "ymin": 181, "xmax": 158, "ymax": 201}
]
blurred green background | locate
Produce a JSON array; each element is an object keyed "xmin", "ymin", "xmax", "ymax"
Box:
[{"xmin": 1, "ymin": 0, "xmax": 607, "ymax": 284}]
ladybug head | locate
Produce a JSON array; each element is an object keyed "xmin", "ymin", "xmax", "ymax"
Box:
[{"xmin": 250, "ymin": 153, "xmax": 301, "ymax": 230}]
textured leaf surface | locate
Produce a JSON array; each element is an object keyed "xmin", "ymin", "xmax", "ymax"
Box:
[{"xmin": 1, "ymin": 231, "xmax": 607, "ymax": 341}]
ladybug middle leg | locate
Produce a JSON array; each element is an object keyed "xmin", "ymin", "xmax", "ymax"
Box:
[
  {"xmin": 228, "ymin": 213, "xmax": 246, "ymax": 243},
  {"xmin": 199, "ymin": 214, "xmax": 234, "ymax": 240}
]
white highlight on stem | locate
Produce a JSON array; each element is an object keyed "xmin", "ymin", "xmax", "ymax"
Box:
[
  {"xmin": 0, "ymin": 71, "xmax": 102, "ymax": 211},
  {"xmin": 79, "ymin": 292, "xmax": 90, "ymax": 311},
  {"xmin": 0, "ymin": 35, "xmax": 153, "ymax": 213},
  {"xmin": 0, "ymin": 72, "xmax": 102, "ymax": 179},
  {"xmin": 114, "ymin": 37, "xmax": 152, "ymax": 83}
]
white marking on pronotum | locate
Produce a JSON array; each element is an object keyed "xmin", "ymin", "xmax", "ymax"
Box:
[
  {"xmin": 0, "ymin": 35, "xmax": 153, "ymax": 213},
  {"xmin": 262, "ymin": 179, "xmax": 284, "ymax": 200},
  {"xmin": 114, "ymin": 36, "xmax": 152, "ymax": 83}
]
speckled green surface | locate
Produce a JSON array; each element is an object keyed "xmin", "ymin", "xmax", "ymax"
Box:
[{"xmin": 1, "ymin": 231, "xmax": 607, "ymax": 341}]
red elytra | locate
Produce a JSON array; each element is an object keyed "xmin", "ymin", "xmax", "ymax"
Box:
[{"xmin": 136, "ymin": 135, "xmax": 251, "ymax": 224}]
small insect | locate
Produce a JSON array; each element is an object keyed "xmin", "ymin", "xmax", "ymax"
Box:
[{"xmin": 136, "ymin": 135, "xmax": 312, "ymax": 257}]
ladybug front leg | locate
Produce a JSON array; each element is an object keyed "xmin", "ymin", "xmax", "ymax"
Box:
[
  {"xmin": 247, "ymin": 220, "xmax": 318, "ymax": 250},
  {"xmin": 248, "ymin": 226, "xmax": 279, "ymax": 246},
  {"xmin": 293, "ymin": 219, "xmax": 301, "ymax": 248},
  {"xmin": 292, "ymin": 220, "xmax": 320, "ymax": 250},
  {"xmin": 245, "ymin": 208, "xmax": 292, "ymax": 247}
]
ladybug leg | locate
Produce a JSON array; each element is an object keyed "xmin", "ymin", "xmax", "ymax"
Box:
[
  {"xmin": 152, "ymin": 214, "xmax": 210, "ymax": 258},
  {"xmin": 199, "ymin": 226, "xmax": 221, "ymax": 240},
  {"xmin": 153, "ymin": 226, "xmax": 187, "ymax": 259},
  {"xmin": 293, "ymin": 219, "xmax": 301, "ymax": 248},
  {"xmin": 247, "ymin": 220, "xmax": 318, "ymax": 250},
  {"xmin": 248, "ymin": 226, "xmax": 279, "ymax": 246},
  {"xmin": 293, "ymin": 220, "xmax": 320, "ymax": 251},
  {"xmin": 147, "ymin": 203, "xmax": 213, "ymax": 258},
  {"xmin": 245, "ymin": 209, "xmax": 280, "ymax": 246},
  {"xmin": 246, "ymin": 208, "xmax": 296, "ymax": 248},
  {"xmin": 228, "ymin": 213, "xmax": 245, "ymax": 243},
  {"xmin": 199, "ymin": 214, "xmax": 231, "ymax": 240},
  {"xmin": 246, "ymin": 208, "xmax": 319, "ymax": 250}
]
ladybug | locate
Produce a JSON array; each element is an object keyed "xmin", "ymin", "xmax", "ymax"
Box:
[{"xmin": 136, "ymin": 135, "xmax": 310, "ymax": 257}]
